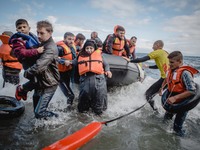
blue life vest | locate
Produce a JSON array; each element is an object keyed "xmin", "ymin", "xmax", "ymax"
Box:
[{"xmin": 9, "ymin": 32, "xmax": 40, "ymax": 49}]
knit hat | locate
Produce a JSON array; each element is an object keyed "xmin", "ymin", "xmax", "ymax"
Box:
[
  {"xmin": 94, "ymin": 37, "xmax": 103, "ymax": 47},
  {"xmin": 2, "ymin": 31, "xmax": 13, "ymax": 37},
  {"xmin": 83, "ymin": 40, "xmax": 97, "ymax": 50}
]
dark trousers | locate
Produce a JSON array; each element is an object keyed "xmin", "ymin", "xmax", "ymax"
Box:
[
  {"xmin": 78, "ymin": 74, "xmax": 107, "ymax": 115},
  {"xmin": 2, "ymin": 66, "xmax": 20, "ymax": 86},
  {"xmin": 22, "ymin": 79, "xmax": 37, "ymax": 92},
  {"xmin": 164, "ymin": 111, "xmax": 188, "ymax": 132},
  {"xmin": 33, "ymin": 85, "xmax": 58, "ymax": 118},
  {"xmin": 145, "ymin": 77, "xmax": 164, "ymax": 110},
  {"xmin": 59, "ymin": 71, "xmax": 74, "ymax": 105}
]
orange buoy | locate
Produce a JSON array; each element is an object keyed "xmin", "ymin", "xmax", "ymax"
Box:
[{"xmin": 43, "ymin": 121, "xmax": 102, "ymax": 150}]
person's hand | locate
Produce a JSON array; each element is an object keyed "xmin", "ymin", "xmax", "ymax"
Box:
[
  {"xmin": 105, "ymin": 71, "xmax": 112, "ymax": 78},
  {"xmin": 167, "ymin": 96, "xmax": 177, "ymax": 104},
  {"xmin": 122, "ymin": 56, "xmax": 130, "ymax": 62},
  {"xmin": 24, "ymin": 69, "xmax": 33, "ymax": 80},
  {"xmin": 64, "ymin": 60, "xmax": 72, "ymax": 66},
  {"xmin": 159, "ymin": 88, "xmax": 162, "ymax": 96},
  {"xmin": 37, "ymin": 46, "xmax": 44, "ymax": 53},
  {"xmin": 142, "ymin": 63, "xmax": 149, "ymax": 68},
  {"xmin": 0, "ymin": 59, "xmax": 2, "ymax": 67}
]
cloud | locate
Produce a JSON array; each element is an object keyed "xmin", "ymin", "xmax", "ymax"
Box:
[
  {"xmin": 31, "ymin": 1, "xmax": 44, "ymax": 9},
  {"xmin": 46, "ymin": 16, "xmax": 91, "ymax": 33},
  {"xmin": 89, "ymin": 0, "xmax": 155, "ymax": 29},
  {"xmin": 161, "ymin": 0, "xmax": 188, "ymax": 10},
  {"xmin": 47, "ymin": 16, "xmax": 57, "ymax": 24},
  {"xmin": 164, "ymin": 10, "xmax": 200, "ymax": 39},
  {"xmin": 149, "ymin": 0, "xmax": 191, "ymax": 11},
  {"xmin": 90, "ymin": 0, "xmax": 143, "ymax": 17},
  {"xmin": 44, "ymin": 16, "xmax": 92, "ymax": 41},
  {"xmin": 162, "ymin": 11, "xmax": 200, "ymax": 56}
]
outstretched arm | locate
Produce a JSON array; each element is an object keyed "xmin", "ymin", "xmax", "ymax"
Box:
[
  {"xmin": 123, "ymin": 55, "xmax": 150, "ymax": 62},
  {"xmin": 130, "ymin": 56, "xmax": 150, "ymax": 63},
  {"xmin": 149, "ymin": 65, "xmax": 158, "ymax": 69}
]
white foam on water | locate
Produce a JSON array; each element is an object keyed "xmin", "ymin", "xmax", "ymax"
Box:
[{"xmin": 1, "ymin": 69, "xmax": 200, "ymax": 130}]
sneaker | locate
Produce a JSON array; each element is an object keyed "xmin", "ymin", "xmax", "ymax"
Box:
[
  {"xmin": 149, "ymin": 100, "xmax": 158, "ymax": 111},
  {"xmin": 51, "ymin": 112, "xmax": 59, "ymax": 118},
  {"xmin": 15, "ymin": 85, "xmax": 28, "ymax": 101},
  {"xmin": 15, "ymin": 85, "xmax": 22, "ymax": 101},
  {"xmin": 64, "ymin": 104, "xmax": 72, "ymax": 112},
  {"xmin": 174, "ymin": 129, "xmax": 186, "ymax": 137},
  {"xmin": 67, "ymin": 95, "xmax": 74, "ymax": 105},
  {"xmin": 21, "ymin": 92, "xmax": 27, "ymax": 101},
  {"xmin": 35, "ymin": 112, "xmax": 59, "ymax": 119}
]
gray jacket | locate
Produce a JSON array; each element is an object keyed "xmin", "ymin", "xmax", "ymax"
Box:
[{"xmin": 24, "ymin": 37, "xmax": 60, "ymax": 88}]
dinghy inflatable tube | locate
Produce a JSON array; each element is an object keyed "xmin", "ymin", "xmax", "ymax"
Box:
[
  {"xmin": 161, "ymin": 83, "xmax": 200, "ymax": 113},
  {"xmin": 0, "ymin": 95, "xmax": 25, "ymax": 118}
]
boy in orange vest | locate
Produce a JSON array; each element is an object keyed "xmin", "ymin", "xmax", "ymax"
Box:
[{"xmin": 161, "ymin": 51, "xmax": 198, "ymax": 136}]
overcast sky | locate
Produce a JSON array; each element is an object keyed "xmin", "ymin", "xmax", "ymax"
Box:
[{"xmin": 0, "ymin": 0, "xmax": 200, "ymax": 56}]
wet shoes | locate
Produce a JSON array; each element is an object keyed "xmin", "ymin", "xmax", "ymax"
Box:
[
  {"xmin": 15, "ymin": 85, "xmax": 28, "ymax": 101},
  {"xmin": 149, "ymin": 100, "xmax": 158, "ymax": 111},
  {"xmin": 174, "ymin": 129, "xmax": 186, "ymax": 137}
]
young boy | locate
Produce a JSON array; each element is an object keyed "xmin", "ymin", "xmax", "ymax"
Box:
[
  {"xmin": 161, "ymin": 51, "xmax": 199, "ymax": 136},
  {"xmin": 65, "ymin": 40, "xmax": 112, "ymax": 115},
  {"xmin": 9, "ymin": 19, "xmax": 44, "ymax": 101}
]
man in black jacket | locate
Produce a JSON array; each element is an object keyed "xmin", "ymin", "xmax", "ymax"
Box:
[
  {"xmin": 102, "ymin": 25, "xmax": 130, "ymax": 58},
  {"xmin": 24, "ymin": 20, "xmax": 60, "ymax": 119}
]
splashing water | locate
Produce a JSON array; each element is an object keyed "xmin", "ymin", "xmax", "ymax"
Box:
[{"xmin": 0, "ymin": 57, "xmax": 200, "ymax": 150}]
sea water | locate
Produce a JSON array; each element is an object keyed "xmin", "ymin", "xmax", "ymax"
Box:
[{"xmin": 0, "ymin": 54, "xmax": 200, "ymax": 150}]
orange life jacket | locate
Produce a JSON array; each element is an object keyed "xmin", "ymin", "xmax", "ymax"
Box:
[
  {"xmin": 98, "ymin": 47, "xmax": 103, "ymax": 51},
  {"xmin": 57, "ymin": 41, "xmax": 76, "ymax": 72},
  {"xmin": 111, "ymin": 25, "xmax": 126, "ymax": 56},
  {"xmin": 123, "ymin": 39, "xmax": 135, "ymax": 56},
  {"xmin": 128, "ymin": 40, "xmax": 135, "ymax": 54},
  {"xmin": 166, "ymin": 66, "xmax": 199, "ymax": 93},
  {"xmin": 112, "ymin": 37, "xmax": 125, "ymax": 56},
  {"xmin": 0, "ymin": 35, "xmax": 22, "ymax": 70},
  {"xmin": 78, "ymin": 49, "xmax": 104, "ymax": 75}
]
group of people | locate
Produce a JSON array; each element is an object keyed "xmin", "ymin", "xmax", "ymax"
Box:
[
  {"xmin": 0, "ymin": 19, "xmax": 199, "ymax": 137},
  {"xmin": 0, "ymin": 19, "xmax": 113, "ymax": 119}
]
